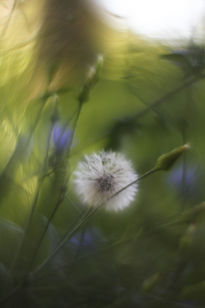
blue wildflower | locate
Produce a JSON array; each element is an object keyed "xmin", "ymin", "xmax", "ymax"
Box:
[
  {"xmin": 69, "ymin": 227, "xmax": 103, "ymax": 252},
  {"xmin": 166, "ymin": 164, "xmax": 200, "ymax": 201},
  {"xmin": 52, "ymin": 123, "xmax": 72, "ymax": 152}
]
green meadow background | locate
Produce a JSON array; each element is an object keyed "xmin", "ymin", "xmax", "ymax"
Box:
[{"xmin": 0, "ymin": 1, "xmax": 205, "ymax": 307}]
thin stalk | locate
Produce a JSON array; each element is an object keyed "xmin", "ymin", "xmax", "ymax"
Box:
[
  {"xmin": 69, "ymin": 77, "xmax": 204, "ymax": 161},
  {"xmin": 67, "ymin": 101, "xmax": 83, "ymax": 152},
  {"xmin": 0, "ymin": 284, "xmax": 22, "ymax": 306},
  {"xmin": 181, "ymin": 126, "xmax": 187, "ymax": 209},
  {"xmin": 110, "ymin": 167, "xmax": 159, "ymax": 200},
  {"xmin": 131, "ymin": 74, "xmax": 204, "ymax": 121},
  {"xmin": 28, "ymin": 191, "xmax": 65, "ymax": 271},
  {"xmin": 10, "ymin": 101, "xmax": 54, "ymax": 272},
  {"xmin": 181, "ymin": 85, "xmax": 193, "ymax": 209},
  {"xmin": 33, "ymin": 206, "xmax": 94, "ymax": 275},
  {"xmin": 10, "ymin": 174, "xmax": 44, "ymax": 273},
  {"xmin": 65, "ymin": 193, "xmax": 82, "ymax": 214},
  {"xmin": 32, "ymin": 166, "xmax": 160, "ymax": 275},
  {"xmin": 28, "ymin": 101, "xmax": 84, "ymax": 270},
  {"xmin": 0, "ymin": 96, "xmax": 46, "ymax": 180}
]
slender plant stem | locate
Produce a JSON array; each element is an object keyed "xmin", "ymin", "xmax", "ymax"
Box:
[
  {"xmin": 32, "ymin": 167, "xmax": 160, "ymax": 275},
  {"xmin": 1, "ymin": 98, "xmax": 48, "ymax": 180},
  {"xmin": 132, "ymin": 74, "xmax": 204, "ymax": 120},
  {"xmin": 33, "ymin": 206, "xmax": 94, "ymax": 275},
  {"xmin": 0, "ymin": 96, "xmax": 74, "ymax": 305},
  {"xmin": 10, "ymin": 175, "xmax": 44, "ymax": 273},
  {"xmin": 1, "ymin": 165, "xmax": 161, "ymax": 306},
  {"xmin": 28, "ymin": 191, "xmax": 65, "ymax": 271},
  {"xmin": 27, "ymin": 100, "xmax": 84, "ymax": 271},
  {"xmin": 10, "ymin": 97, "xmax": 55, "ymax": 272},
  {"xmin": 68, "ymin": 101, "xmax": 83, "ymax": 151},
  {"xmin": 110, "ymin": 167, "xmax": 159, "ymax": 200},
  {"xmin": 70, "ymin": 76, "xmax": 204, "ymax": 160},
  {"xmin": 0, "ymin": 284, "xmax": 22, "ymax": 306}
]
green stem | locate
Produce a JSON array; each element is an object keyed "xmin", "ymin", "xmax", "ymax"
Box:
[
  {"xmin": 28, "ymin": 190, "xmax": 65, "ymax": 271},
  {"xmin": 10, "ymin": 98, "xmax": 55, "ymax": 272},
  {"xmin": 29, "ymin": 101, "xmax": 84, "ymax": 269},
  {"xmin": 67, "ymin": 101, "xmax": 83, "ymax": 153},
  {"xmin": 32, "ymin": 166, "xmax": 160, "ymax": 275},
  {"xmin": 1, "ymin": 166, "xmax": 161, "ymax": 306},
  {"xmin": 10, "ymin": 176, "xmax": 43, "ymax": 274},
  {"xmin": 0, "ymin": 284, "xmax": 22, "ymax": 306},
  {"xmin": 110, "ymin": 167, "xmax": 159, "ymax": 200},
  {"xmin": 133, "ymin": 74, "xmax": 204, "ymax": 120},
  {"xmin": 33, "ymin": 206, "xmax": 94, "ymax": 275}
]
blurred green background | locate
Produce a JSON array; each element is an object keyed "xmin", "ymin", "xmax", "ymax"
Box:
[{"xmin": 0, "ymin": 1, "xmax": 205, "ymax": 307}]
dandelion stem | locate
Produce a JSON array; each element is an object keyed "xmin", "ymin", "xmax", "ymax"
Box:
[
  {"xmin": 110, "ymin": 167, "xmax": 160, "ymax": 200},
  {"xmin": 32, "ymin": 167, "xmax": 160, "ymax": 275},
  {"xmin": 33, "ymin": 206, "xmax": 95, "ymax": 276}
]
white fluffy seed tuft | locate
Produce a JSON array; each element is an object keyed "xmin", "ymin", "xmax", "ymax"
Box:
[{"xmin": 73, "ymin": 151, "xmax": 138, "ymax": 212}]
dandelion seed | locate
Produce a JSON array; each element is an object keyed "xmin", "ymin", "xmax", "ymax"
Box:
[{"xmin": 73, "ymin": 151, "xmax": 138, "ymax": 212}]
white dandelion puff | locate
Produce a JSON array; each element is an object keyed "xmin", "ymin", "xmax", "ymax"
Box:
[{"xmin": 73, "ymin": 151, "xmax": 138, "ymax": 212}]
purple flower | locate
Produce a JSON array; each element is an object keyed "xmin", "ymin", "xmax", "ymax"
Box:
[
  {"xmin": 52, "ymin": 123, "xmax": 72, "ymax": 152},
  {"xmin": 168, "ymin": 166, "xmax": 196, "ymax": 187},
  {"xmin": 69, "ymin": 227, "xmax": 103, "ymax": 251},
  {"xmin": 166, "ymin": 164, "xmax": 200, "ymax": 200}
]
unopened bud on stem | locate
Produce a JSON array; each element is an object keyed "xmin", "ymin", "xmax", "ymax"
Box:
[{"xmin": 154, "ymin": 144, "xmax": 190, "ymax": 171}]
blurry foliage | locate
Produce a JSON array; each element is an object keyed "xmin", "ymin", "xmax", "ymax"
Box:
[{"xmin": 0, "ymin": 1, "xmax": 205, "ymax": 307}]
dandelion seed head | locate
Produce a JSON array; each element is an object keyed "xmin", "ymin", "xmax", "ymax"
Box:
[{"xmin": 73, "ymin": 151, "xmax": 138, "ymax": 211}]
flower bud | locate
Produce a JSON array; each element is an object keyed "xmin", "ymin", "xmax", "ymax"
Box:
[
  {"xmin": 155, "ymin": 144, "xmax": 190, "ymax": 171},
  {"xmin": 52, "ymin": 123, "xmax": 72, "ymax": 153},
  {"xmin": 78, "ymin": 55, "xmax": 104, "ymax": 103}
]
